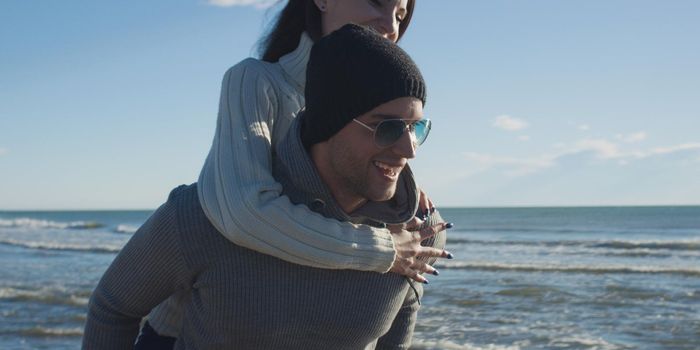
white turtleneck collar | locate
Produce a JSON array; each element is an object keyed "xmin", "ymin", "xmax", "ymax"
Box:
[{"xmin": 277, "ymin": 32, "xmax": 314, "ymax": 94}]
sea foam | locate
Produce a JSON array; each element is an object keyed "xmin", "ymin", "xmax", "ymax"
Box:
[
  {"xmin": 0, "ymin": 218, "xmax": 104, "ymax": 230},
  {"xmin": 0, "ymin": 238, "xmax": 121, "ymax": 253}
]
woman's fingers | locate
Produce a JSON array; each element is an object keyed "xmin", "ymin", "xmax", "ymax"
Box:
[
  {"xmin": 389, "ymin": 257, "xmax": 426, "ymax": 283},
  {"xmin": 417, "ymin": 188, "xmax": 431, "ymax": 214},
  {"xmin": 403, "ymin": 216, "xmax": 423, "ymax": 231},
  {"xmin": 388, "ymin": 219, "xmax": 454, "ymax": 281},
  {"xmin": 417, "ymin": 188, "xmax": 436, "ymax": 220},
  {"xmin": 390, "ymin": 224, "xmax": 453, "ymax": 256},
  {"xmin": 412, "ymin": 260, "xmax": 440, "ymax": 276},
  {"xmin": 419, "ymin": 247, "xmax": 453, "ymax": 259},
  {"xmin": 418, "ymin": 222, "xmax": 445, "ymax": 242},
  {"xmin": 409, "ymin": 269, "xmax": 429, "ymax": 284},
  {"xmin": 389, "ymin": 252, "xmax": 454, "ymax": 282},
  {"xmin": 390, "ymin": 260, "xmax": 442, "ymax": 283}
]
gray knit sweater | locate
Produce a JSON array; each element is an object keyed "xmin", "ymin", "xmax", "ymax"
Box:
[{"xmin": 82, "ymin": 116, "xmax": 446, "ymax": 349}]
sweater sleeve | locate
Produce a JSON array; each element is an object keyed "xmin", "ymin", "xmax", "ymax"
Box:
[
  {"xmin": 82, "ymin": 199, "xmax": 190, "ymax": 350},
  {"xmin": 197, "ymin": 60, "xmax": 396, "ymax": 272}
]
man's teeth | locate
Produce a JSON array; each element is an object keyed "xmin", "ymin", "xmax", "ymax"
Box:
[{"xmin": 374, "ymin": 161, "xmax": 400, "ymax": 176}]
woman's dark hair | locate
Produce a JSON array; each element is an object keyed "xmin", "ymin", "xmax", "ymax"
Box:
[{"xmin": 259, "ymin": 0, "xmax": 415, "ymax": 62}]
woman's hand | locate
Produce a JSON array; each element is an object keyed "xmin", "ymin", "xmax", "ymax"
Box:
[
  {"xmin": 417, "ymin": 188, "xmax": 434, "ymax": 219},
  {"xmin": 387, "ymin": 217, "xmax": 453, "ymax": 284}
]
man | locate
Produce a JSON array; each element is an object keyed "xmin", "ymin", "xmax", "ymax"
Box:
[{"xmin": 83, "ymin": 24, "xmax": 447, "ymax": 349}]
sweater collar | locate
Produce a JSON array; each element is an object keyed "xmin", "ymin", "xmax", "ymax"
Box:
[
  {"xmin": 277, "ymin": 32, "xmax": 313, "ymax": 94},
  {"xmin": 273, "ymin": 113, "xmax": 419, "ymax": 226}
]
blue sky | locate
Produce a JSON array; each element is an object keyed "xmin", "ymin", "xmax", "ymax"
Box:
[{"xmin": 1, "ymin": 0, "xmax": 699, "ymax": 210}]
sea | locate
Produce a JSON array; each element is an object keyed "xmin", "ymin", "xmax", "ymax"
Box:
[{"xmin": 0, "ymin": 206, "xmax": 698, "ymax": 350}]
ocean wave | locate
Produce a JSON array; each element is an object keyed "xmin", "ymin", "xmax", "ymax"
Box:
[
  {"xmin": 456, "ymin": 224, "xmax": 699, "ymax": 236},
  {"xmin": 456, "ymin": 226, "xmax": 606, "ymax": 235},
  {"xmin": 0, "ymin": 238, "xmax": 121, "ymax": 253},
  {"xmin": 411, "ymin": 339, "xmax": 520, "ymax": 350},
  {"xmin": 447, "ymin": 238, "xmax": 700, "ymax": 252},
  {"xmin": 114, "ymin": 224, "xmax": 138, "ymax": 234},
  {"xmin": 593, "ymin": 240, "xmax": 700, "ymax": 251},
  {"xmin": 0, "ymin": 287, "xmax": 90, "ymax": 307},
  {"xmin": 15, "ymin": 326, "xmax": 83, "ymax": 337},
  {"xmin": 547, "ymin": 336, "xmax": 626, "ymax": 350},
  {"xmin": 495, "ymin": 286, "xmax": 572, "ymax": 299},
  {"xmin": 597, "ymin": 250, "xmax": 673, "ymax": 258},
  {"xmin": 437, "ymin": 261, "xmax": 700, "ymax": 276},
  {"xmin": 0, "ymin": 218, "xmax": 104, "ymax": 230}
]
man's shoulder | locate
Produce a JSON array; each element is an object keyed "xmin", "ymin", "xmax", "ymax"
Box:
[
  {"xmin": 166, "ymin": 183, "xmax": 197, "ymax": 203},
  {"xmin": 164, "ymin": 183, "xmax": 229, "ymax": 254},
  {"xmin": 165, "ymin": 183, "xmax": 210, "ymax": 228}
]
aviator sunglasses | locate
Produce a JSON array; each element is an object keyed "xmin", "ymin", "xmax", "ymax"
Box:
[{"xmin": 352, "ymin": 118, "xmax": 432, "ymax": 148}]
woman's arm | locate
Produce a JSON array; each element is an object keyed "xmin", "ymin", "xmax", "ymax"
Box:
[
  {"xmin": 82, "ymin": 197, "xmax": 190, "ymax": 349},
  {"xmin": 198, "ymin": 60, "xmax": 398, "ymax": 271}
]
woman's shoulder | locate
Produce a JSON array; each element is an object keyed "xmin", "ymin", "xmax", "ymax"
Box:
[{"xmin": 224, "ymin": 57, "xmax": 283, "ymax": 85}]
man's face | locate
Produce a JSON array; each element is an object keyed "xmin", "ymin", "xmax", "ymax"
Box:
[{"xmin": 315, "ymin": 97, "xmax": 423, "ymax": 210}]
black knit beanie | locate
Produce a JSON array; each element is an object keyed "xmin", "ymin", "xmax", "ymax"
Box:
[{"xmin": 301, "ymin": 23, "xmax": 426, "ymax": 148}]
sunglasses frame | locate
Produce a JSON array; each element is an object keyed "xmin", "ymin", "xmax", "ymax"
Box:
[{"xmin": 352, "ymin": 118, "xmax": 432, "ymax": 148}]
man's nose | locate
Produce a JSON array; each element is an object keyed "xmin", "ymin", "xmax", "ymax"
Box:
[{"xmin": 391, "ymin": 129, "xmax": 417, "ymax": 159}]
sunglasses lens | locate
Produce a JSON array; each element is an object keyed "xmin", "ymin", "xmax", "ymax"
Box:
[
  {"xmin": 374, "ymin": 119, "xmax": 432, "ymax": 147},
  {"xmin": 375, "ymin": 120, "xmax": 407, "ymax": 147},
  {"xmin": 413, "ymin": 119, "xmax": 431, "ymax": 145}
]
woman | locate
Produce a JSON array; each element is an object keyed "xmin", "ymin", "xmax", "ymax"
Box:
[
  {"xmin": 200, "ymin": 0, "xmax": 451, "ymax": 284},
  {"xmin": 136, "ymin": 0, "xmax": 453, "ymax": 347}
]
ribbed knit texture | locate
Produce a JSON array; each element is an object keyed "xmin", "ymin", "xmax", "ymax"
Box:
[
  {"xmin": 84, "ymin": 109, "xmax": 447, "ymax": 348},
  {"xmin": 145, "ymin": 113, "xmax": 443, "ymax": 341},
  {"xmin": 83, "ymin": 183, "xmax": 447, "ymax": 349},
  {"xmin": 196, "ymin": 31, "xmax": 398, "ymax": 278}
]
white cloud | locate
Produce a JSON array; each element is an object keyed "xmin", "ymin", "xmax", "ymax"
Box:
[
  {"xmin": 615, "ymin": 131, "xmax": 647, "ymax": 143},
  {"xmin": 206, "ymin": 0, "xmax": 276, "ymax": 8},
  {"xmin": 463, "ymin": 152, "xmax": 555, "ymax": 177},
  {"xmin": 578, "ymin": 124, "xmax": 591, "ymax": 131},
  {"xmin": 493, "ymin": 115, "xmax": 528, "ymax": 131},
  {"xmin": 648, "ymin": 142, "xmax": 700, "ymax": 156},
  {"xmin": 461, "ymin": 138, "xmax": 623, "ymax": 178},
  {"xmin": 565, "ymin": 139, "xmax": 700, "ymax": 161},
  {"xmin": 571, "ymin": 138, "xmax": 621, "ymax": 159},
  {"xmin": 462, "ymin": 139, "xmax": 700, "ymax": 179},
  {"xmin": 517, "ymin": 135, "xmax": 531, "ymax": 142}
]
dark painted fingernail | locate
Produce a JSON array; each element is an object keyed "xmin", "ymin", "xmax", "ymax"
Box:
[
  {"xmin": 432, "ymin": 269, "xmax": 440, "ymax": 276},
  {"xmin": 430, "ymin": 207, "xmax": 436, "ymax": 214},
  {"xmin": 446, "ymin": 252, "xmax": 454, "ymax": 259},
  {"xmin": 423, "ymin": 279, "xmax": 430, "ymax": 284},
  {"xmin": 445, "ymin": 222, "xmax": 454, "ymax": 229},
  {"xmin": 424, "ymin": 208, "xmax": 431, "ymax": 217}
]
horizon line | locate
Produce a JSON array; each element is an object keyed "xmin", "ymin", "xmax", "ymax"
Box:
[{"xmin": 2, "ymin": 203, "xmax": 700, "ymax": 212}]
